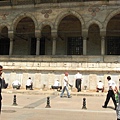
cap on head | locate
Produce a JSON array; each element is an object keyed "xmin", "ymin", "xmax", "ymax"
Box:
[
  {"xmin": 65, "ymin": 72, "xmax": 68, "ymax": 76},
  {"xmin": 107, "ymin": 76, "xmax": 111, "ymax": 80}
]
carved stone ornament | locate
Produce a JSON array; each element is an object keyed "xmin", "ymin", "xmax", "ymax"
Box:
[{"xmin": 41, "ymin": 9, "xmax": 52, "ymax": 18}]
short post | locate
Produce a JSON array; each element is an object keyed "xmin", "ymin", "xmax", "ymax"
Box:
[
  {"xmin": 12, "ymin": 95, "xmax": 18, "ymax": 106},
  {"xmin": 82, "ymin": 98, "xmax": 87, "ymax": 109},
  {"xmin": 45, "ymin": 96, "xmax": 51, "ymax": 108}
]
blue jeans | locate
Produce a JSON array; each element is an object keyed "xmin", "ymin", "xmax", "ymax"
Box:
[{"xmin": 60, "ymin": 86, "xmax": 70, "ymax": 97}]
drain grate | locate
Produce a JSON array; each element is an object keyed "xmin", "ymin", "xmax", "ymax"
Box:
[{"xmin": 2, "ymin": 110, "xmax": 16, "ymax": 113}]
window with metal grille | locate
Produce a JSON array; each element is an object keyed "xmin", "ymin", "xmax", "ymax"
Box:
[
  {"xmin": 0, "ymin": 38, "xmax": 9, "ymax": 55},
  {"xmin": 107, "ymin": 36, "xmax": 120, "ymax": 55},
  {"xmin": 67, "ymin": 37, "xmax": 83, "ymax": 55}
]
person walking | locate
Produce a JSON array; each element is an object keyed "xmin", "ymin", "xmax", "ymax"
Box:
[
  {"xmin": 0, "ymin": 65, "xmax": 3, "ymax": 113},
  {"xmin": 75, "ymin": 71, "xmax": 83, "ymax": 92},
  {"xmin": 60, "ymin": 72, "xmax": 71, "ymax": 98},
  {"xmin": 102, "ymin": 76, "xmax": 117, "ymax": 110}
]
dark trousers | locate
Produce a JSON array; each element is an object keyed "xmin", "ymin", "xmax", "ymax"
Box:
[
  {"xmin": 26, "ymin": 84, "xmax": 33, "ymax": 90},
  {"xmin": 51, "ymin": 86, "xmax": 62, "ymax": 91},
  {"xmin": 117, "ymin": 119, "xmax": 120, "ymax": 120},
  {"xmin": 75, "ymin": 79, "xmax": 81, "ymax": 92},
  {"xmin": 0, "ymin": 100, "xmax": 1, "ymax": 114},
  {"xmin": 104, "ymin": 90, "xmax": 117, "ymax": 108}
]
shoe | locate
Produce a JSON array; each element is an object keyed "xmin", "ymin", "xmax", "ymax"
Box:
[
  {"xmin": 60, "ymin": 96, "xmax": 63, "ymax": 98},
  {"xmin": 102, "ymin": 105, "xmax": 107, "ymax": 108},
  {"xmin": 68, "ymin": 96, "xmax": 72, "ymax": 98}
]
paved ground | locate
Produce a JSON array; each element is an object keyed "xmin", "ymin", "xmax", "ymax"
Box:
[{"xmin": 0, "ymin": 89, "xmax": 117, "ymax": 120}]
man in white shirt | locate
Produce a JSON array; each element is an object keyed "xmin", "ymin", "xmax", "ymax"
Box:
[
  {"xmin": 12, "ymin": 80, "xmax": 21, "ymax": 89},
  {"xmin": 102, "ymin": 76, "xmax": 117, "ymax": 110},
  {"xmin": 75, "ymin": 71, "xmax": 83, "ymax": 92},
  {"xmin": 26, "ymin": 77, "xmax": 33, "ymax": 90},
  {"xmin": 51, "ymin": 80, "xmax": 62, "ymax": 91},
  {"xmin": 60, "ymin": 72, "xmax": 71, "ymax": 98},
  {"xmin": 96, "ymin": 80, "xmax": 104, "ymax": 92}
]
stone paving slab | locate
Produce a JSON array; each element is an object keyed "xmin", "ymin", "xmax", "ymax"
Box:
[{"xmin": 0, "ymin": 89, "xmax": 117, "ymax": 120}]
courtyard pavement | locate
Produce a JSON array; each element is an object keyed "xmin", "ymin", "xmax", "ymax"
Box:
[{"xmin": 0, "ymin": 89, "xmax": 117, "ymax": 120}]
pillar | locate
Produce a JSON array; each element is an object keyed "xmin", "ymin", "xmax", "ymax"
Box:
[
  {"xmin": 35, "ymin": 30, "xmax": 41, "ymax": 55},
  {"xmin": 83, "ymin": 36, "xmax": 87, "ymax": 55},
  {"xmin": 36, "ymin": 37, "xmax": 40, "ymax": 55},
  {"xmin": 100, "ymin": 30, "xmax": 106, "ymax": 55},
  {"xmin": 8, "ymin": 31, "xmax": 14, "ymax": 55},
  {"xmin": 101, "ymin": 36, "xmax": 105, "ymax": 55},
  {"xmin": 51, "ymin": 30, "xmax": 57, "ymax": 55},
  {"xmin": 82, "ymin": 30, "xmax": 88, "ymax": 55},
  {"xmin": 52, "ymin": 37, "xmax": 57, "ymax": 55},
  {"xmin": 9, "ymin": 38, "xmax": 13, "ymax": 55}
]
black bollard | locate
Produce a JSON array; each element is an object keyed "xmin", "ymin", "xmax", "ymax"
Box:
[
  {"xmin": 45, "ymin": 96, "xmax": 51, "ymax": 108},
  {"xmin": 12, "ymin": 95, "xmax": 18, "ymax": 106},
  {"xmin": 82, "ymin": 98, "xmax": 87, "ymax": 109}
]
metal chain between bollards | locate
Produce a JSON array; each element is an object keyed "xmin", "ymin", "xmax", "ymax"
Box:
[
  {"xmin": 12, "ymin": 95, "xmax": 18, "ymax": 106},
  {"xmin": 82, "ymin": 98, "xmax": 87, "ymax": 109},
  {"xmin": 45, "ymin": 96, "xmax": 51, "ymax": 108}
]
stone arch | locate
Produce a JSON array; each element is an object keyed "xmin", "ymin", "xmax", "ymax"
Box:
[
  {"xmin": 104, "ymin": 8, "xmax": 120, "ymax": 29},
  {"xmin": 86, "ymin": 20, "xmax": 103, "ymax": 30},
  {"xmin": 12, "ymin": 12, "xmax": 38, "ymax": 31},
  {"xmin": 39, "ymin": 20, "xmax": 54, "ymax": 31},
  {"xmin": 54, "ymin": 10, "xmax": 85, "ymax": 30},
  {"xmin": 0, "ymin": 22, "xmax": 10, "ymax": 32}
]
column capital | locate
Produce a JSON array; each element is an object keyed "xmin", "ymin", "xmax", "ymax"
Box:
[
  {"xmin": 82, "ymin": 29, "xmax": 88, "ymax": 37},
  {"xmin": 51, "ymin": 29, "xmax": 57, "ymax": 38},
  {"xmin": 100, "ymin": 29, "xmax": 106, "ymax": 36},
  {"xmin": 35, "ymin": 30, "xmax": 41, "ymax": 38},
  {"xmin": 8, "ymin": 31, "xmax": 14, "ymax": 39}
]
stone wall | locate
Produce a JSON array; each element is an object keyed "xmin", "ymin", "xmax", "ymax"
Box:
[{"xmin": 1, "ymin": 55, "xmax": 120, "ymax": 91}]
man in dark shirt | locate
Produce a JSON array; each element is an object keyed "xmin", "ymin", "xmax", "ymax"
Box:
[{"xmin": 0, "ymin": 65, "xmax": 3, "ymax": 113}]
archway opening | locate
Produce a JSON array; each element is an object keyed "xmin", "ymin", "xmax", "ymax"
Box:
[
  {"xmin": 88, "ymin": 24, "xmax": 100, "ymax": 55},
  {"xmin": 0, "ymin": 26, "xmax": 9, "ymax": 55},
  {"xmin": 106, "ymin": 14, "xmax": 120, "ymax": 55},
  {"xmin": 58, "ymin": 15, "xmax": 82, "ymax": 55},
  {"xmin": 14, "ymin": 17, "xmax": 35, "ymax": 55},
  {"xmin": 41, "ymin": 25, "xmax": 51, "ymax": 55}
]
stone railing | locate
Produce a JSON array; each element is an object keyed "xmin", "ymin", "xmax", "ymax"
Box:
[
  {"xmin": 0, "ymin": 55, "xmax": 120, "ymax": 72},
  {"xmin": 0, "ymin": 0, "xmax": 116, "ymax": 6}
]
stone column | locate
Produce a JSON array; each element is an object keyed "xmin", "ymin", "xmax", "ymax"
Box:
[
  {"xmin": 9, "ymin": 38, "xmax": 14, "ymax": 55},
  {"xmin": 36, "ymin": 38, "xmax": 40, "ymax": 55},
  {"xmin": 101, "ymin": 36, "xmax": 105, "ymax": 55},
  {"xmin": 35, "ymin": 30, "xmax": 41, "ymax": 55},
  {"xmin": 51, "ymin": 30, "xmax": 57, "ymax": 55},
  {"xmin": 52, "ymin": 37, "xmax": 57, "ymax": 55},
  {"xmin": 8, "ymin": 31, "xmax": 14, "ymax": 55},
  {"xmin": 100, "ymin": 30, "xmax": 106, "ymax": 55},
  {"xmin": 82, "ymin": 30, "xmax": 88, "ymax": 55},
  {"xmin": 83, "ymin": 36, "xmax": 87, "ymax": 55}
]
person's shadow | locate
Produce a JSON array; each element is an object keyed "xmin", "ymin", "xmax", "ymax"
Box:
[{"xmin": 107, "ymin": 106, "xmax": 115, "ymax": 110}]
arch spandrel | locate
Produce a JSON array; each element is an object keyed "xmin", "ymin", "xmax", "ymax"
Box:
[
  {"xmin": 0, "ymin": 23, "xmax": 10, "ymax": 32},
  {"xmin": 104, "ymin": 8, "xmax": 120, "ymax": 29},
  {"xmin": 54, "ymin": 10, "xmax": 85, "ymax": 30},
  {"xmin": 12, "ymin": 12, "xmax": 38, "ymax": 31},
  {"xmin": 86, "ymin": 20, "xmax": 103, "ymax": 30},
  {"xmin": 39, "ymin": 21, "xmax": 54, "ymax": 31}
]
